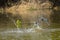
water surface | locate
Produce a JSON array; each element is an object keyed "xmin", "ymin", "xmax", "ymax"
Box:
[{"xmin": 0, "ymin": 9, "xmax": 60, "ymax": 40}]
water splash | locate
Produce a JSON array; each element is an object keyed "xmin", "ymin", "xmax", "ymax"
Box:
[
  {"xmin": 32, "ymin": 14, "xmax": 50, "ymax": 29},
  {"xmin": 33, "ymin": 21, "xmax": 42, "ymax": 29}
]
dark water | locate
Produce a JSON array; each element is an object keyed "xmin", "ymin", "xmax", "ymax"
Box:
[{"xmin": 0, "ymin": 9, "xmax": 60, "ymax": 40}]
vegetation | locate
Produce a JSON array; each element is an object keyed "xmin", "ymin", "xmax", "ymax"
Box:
[{"xmin": 16, "ymin": 19, "xmax": 22, "ymax": 28}]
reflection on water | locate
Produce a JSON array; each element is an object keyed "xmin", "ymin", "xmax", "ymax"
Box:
[
  {"xmin": 0, "ymin": 28, "xmax": 60, "ymax": 40},
  {"xmin": 0, "ymin": 28, "xmax": 51, "ymax": 40},
  {"xmin": 0, "ymin": 9, "xmax": 60, "ymax": 40}
]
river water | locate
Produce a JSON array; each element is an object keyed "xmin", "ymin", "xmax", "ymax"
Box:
[{"xmin": 0, "ymin": 9, "xmax": 60, "ymax": 40}]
